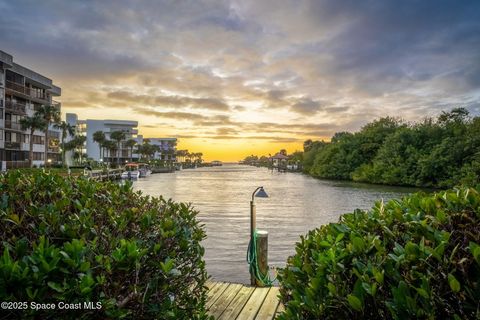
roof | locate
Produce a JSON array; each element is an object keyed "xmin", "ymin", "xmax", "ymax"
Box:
[{"xmin": 270, "ymin": 153, "xmax": 289, "ymax": 160}]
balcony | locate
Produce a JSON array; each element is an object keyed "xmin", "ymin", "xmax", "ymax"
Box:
[
  {"xmin": 6, "ymin": 80, "xmax": 27, "ymax": 94},
  {"xmin": 5, "ymin": 80, "xmax": 50, "ymax": 103},
  {"xmin": 5, "ymin": 100, "xmax": 27, "ymax": 115},
  {"xmin": 6, "ymin": 161, "xmax": 30, "ymax": 169},
  {"xmin": 5, "ymin": 141, "xmax": 21, "ymax": 150},
  {"xmin": 4, "ymin": 120, "xmax": 23, "ymax": 131}
]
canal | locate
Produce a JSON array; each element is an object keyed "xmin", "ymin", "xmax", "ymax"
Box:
[{"xmin": 133, "ymin": 164, "xmax": 423, "ymax": 284}]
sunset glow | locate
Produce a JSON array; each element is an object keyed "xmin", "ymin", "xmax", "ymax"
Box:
[{"xmin": 1, "ymin": 1, "xmax": 479, "ymax": 161}]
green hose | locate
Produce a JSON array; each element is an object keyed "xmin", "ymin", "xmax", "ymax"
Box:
[{"xmin": 247, "ymin": 229, "xmax": 275, "ymax": 286}]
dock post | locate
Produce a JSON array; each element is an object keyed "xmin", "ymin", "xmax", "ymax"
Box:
[
  {"xmin": 249, "ymin": 187, "xmax": 269, "ymax": 286},
  {"xmin": 256, "ymin": 230, "xmax": 268, "ymax": 287},
  {"xmin": 250, "ymin": 200, "xmax": 256, "ymax": 286}
]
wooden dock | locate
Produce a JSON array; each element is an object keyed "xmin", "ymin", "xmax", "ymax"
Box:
[
  {"xmin": 87, "ymin": 169, "xmax": 123, "ymax": 181},
  {"xmin": 206, "ymin": 281, "xmax": 284, "ymax": 319}
]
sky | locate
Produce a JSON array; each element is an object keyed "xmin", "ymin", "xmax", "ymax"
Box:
[{"xmin": 1, "ymin": 0, "xmax": 479, "ymax": 161}]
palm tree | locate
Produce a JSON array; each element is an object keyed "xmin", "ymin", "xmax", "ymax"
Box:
[
  {"xmin": 54, "ymin": 121, "xmax": 75, "ymax": 167},
  {"xmin": 187, "ymin": 152, "xmax": 194, "ymax": 164},
  {"xmin": 138, "ymin": 139, "xmax": 151, "ymax": 161},
  {"xmin": 104, "ymin": 140, "xmax": 118, "ymax": 164},
  {"xmin": 110, "ymin": 131, "xmax": 126, "ymax": 166},
  {"xmin": 70, "ymin": 135, "xmax": 87, "ymax": 165},
  {"xmin": 20, "ymin": 114, "xmax": 46, "ymax": 167},
  {"xmin": 101, "ymin": 140, "xmax": 112, "ymax": 163},
  {"xmin": 101, "ymin": 140, "xmax": 117, "ymax": 162},
  {"xmin": 137, "ymin": 142, "xmax": 157, "ymax": 161},
  {"xmin": 196, "ymin": 152, "xmax": 203, "ymax": 164},
  {"xmin": 92, "ymin": 131, "xmax": 106, "ymax": 162},
  {"xmin": 176, "ymin": 149, "xmax": 187, "ymax": 163},
  {"xmin": 125, "ymin": 139, "xmax": 137, "ymax": 162},
  {"xmin": 37, "ymin": 104, "xmax": 61, "ymax": 167}
]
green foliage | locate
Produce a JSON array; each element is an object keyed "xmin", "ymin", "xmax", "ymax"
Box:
[
  {"xmin": 277, "ymin": 187, "xmax": 480, "ymax": 319},
  {"xmin": 305, "ymin": 108, "xmax": 480, "ymax": 188},
  {"xmin": 0, "ymin": 170, "xmax": 209, "ymax": 319},
  {"xmin": 308, "ymin": 117, "xmax": 402, "ymax": 180}
]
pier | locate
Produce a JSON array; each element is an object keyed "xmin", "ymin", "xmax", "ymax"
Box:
[
  {"xmin": 86, "ymin": 168, "xmax": 123, "ymax": 181},
  {"xmin": 206, "ymin": 281, "xmax": 284, "ymax": 319}
]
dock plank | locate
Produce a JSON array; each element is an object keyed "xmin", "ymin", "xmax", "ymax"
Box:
[
  {"xmin": 208, "ymin": 283, "xmax": 243, "ymax": 318},
  {"xmin": 206, "ymin": 282, "xmax": 230, "ymax": 309},
  {"xmin": 207, "ymin": 281, "xmax": 218, "ymax": 292},
  {"xmin": 218, "ymin": 286, "xmax": 255, "ymax": 320},
  {"xmin": 235, "ymin": 287, "xmax": 271, "ymax": 320},
  {"xmin": 205, "ymin": 280, "xmax": 214, "ymax": 289},
  {"xmin": 207, "ymin": 282, "xmax": 283, "ymax": 320},
  {"xmin": 255, "ymin": 287, "xmax": 280, "ymax": 320}
]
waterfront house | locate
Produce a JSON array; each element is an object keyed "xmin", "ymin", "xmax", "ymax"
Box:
[{"xmin": 270, "ymin": 152, "xmax": 289, "ymax": 168}]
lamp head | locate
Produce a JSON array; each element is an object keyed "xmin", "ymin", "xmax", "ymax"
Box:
[{"xmin": 255, "ymin": 187, "xmax": 269, "ymax": 198}]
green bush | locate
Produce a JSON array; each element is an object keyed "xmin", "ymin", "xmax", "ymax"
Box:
[
  {"xmin": 278, "ymin": 187, "xmax": 480, "ymax": 319},
  {"xmin": 0, "ymin": 170, "xmax": 209, "ymax": 319}
]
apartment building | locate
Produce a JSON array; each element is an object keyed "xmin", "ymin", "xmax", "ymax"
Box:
[
  {"xmin": 0, "ymin": 50, "xmax": 62, "ymax": 169},
  {"xmin": 135, "ymin": 135, "xmax": 177, "ymax": 163},
  {"xmin": 66, "ymin": 113, "xmax": 138, "ymax": 163}
]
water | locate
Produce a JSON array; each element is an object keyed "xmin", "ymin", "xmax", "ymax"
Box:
[{"xmin": 132, "ymin": 164, "xmax": 422, "ymax": 284}]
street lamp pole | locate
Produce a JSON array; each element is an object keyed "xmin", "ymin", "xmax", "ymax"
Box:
[{"xmin": 250, "ymin": 186, "xmax": 268, "ymax": 285}]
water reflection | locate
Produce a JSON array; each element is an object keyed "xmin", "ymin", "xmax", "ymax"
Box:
[{"xmin": 133, "ymin": 164, "xmax": 421, "ymax": 284}]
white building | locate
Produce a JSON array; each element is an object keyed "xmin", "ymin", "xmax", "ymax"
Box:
[
  {"xmin": 66, "ymin": 113, "xmax": 138, "ymax": 163},
  {"xmin": 135, "ymin": 135, "xmax": 177, "ymax": 163},
  {"xmin": 0, "ymin": 50, "xmax": 62, "ymax": 169}
]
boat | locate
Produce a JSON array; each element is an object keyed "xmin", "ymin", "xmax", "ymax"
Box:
[
  {"xmin": 211, "ymin": 160, "xmax": 223, "ymax": 166},
  {"xmin": 138, "ymin": 163, "xmax": 152, "ymax": 177},
  {"xmin": 121, "ymin": 163, "xmax": 140, "ymax": 179}
]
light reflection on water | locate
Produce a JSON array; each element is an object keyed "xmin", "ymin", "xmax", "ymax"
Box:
[{"xmin": 132, "ymin": 164, "xmax": 422, "ymax": 284}]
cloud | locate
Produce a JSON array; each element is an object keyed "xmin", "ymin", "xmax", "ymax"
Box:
[
  {"xmin": 108, "ymin": 90, "xmax": 230, "ymax": 111},
  {"xmin": 1, "ymin": 0, "xmax": 479, "ymax": 158},
  {"xmin": 290, "ymin": 97, "xmax": 325, "ymax": 114},
  {"xmin": 132, "ymin": 107, "xmax": 221, "ymax": 121}
]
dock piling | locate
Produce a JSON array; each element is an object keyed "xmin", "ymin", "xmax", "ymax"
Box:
[
  {"xmin": 256, "ymin": 230, "xmax": 268, "ymax": 287},
  {"xmin": 250, "ymin": 200, "xmax": 256, "ymax": 286}
]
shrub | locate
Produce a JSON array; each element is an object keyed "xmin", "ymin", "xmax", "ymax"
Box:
[
  {"xmin": 278, "ymin": 187, "xmax": 480, "ymax": 319},
  {"xmin": 0, "ymin": 170, "xmax": 209, "ymax": 319}
]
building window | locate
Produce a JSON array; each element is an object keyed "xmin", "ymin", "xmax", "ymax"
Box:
[
  {"xmin": 48, "ymin": 130, "xmax": 60, "ymax": 138},
  {"xmin": 6, "ymin": 70, "xmax": 24, "ymax": 84},
  {"xmin": 32, "ymin": 135, "xmax": 45, "ymax": 145},
  {"xmin": 5, "ymin": 113, "xmax": 23, "ymax": 122},
  {"xmin": 33, "ymin": 152, "xmax": 44, "ymax": 161},
  {"xmin": 0, "ymin": 129, "xmax": 3, "ymax": 140},
  {"xmin": 5, "ymin": 131, "xmax": 20, "ymax": 142}
]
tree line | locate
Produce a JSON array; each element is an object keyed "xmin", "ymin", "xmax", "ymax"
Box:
[{"xmin": 302, "ymin": 108, "xmax": 480, "ymax": 188}]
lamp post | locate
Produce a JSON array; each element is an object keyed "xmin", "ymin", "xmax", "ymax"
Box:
[{"xmin": 250, "ymin": 186, "xmax": 268, "ymax": 285}]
